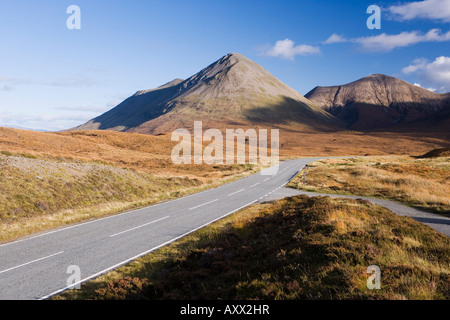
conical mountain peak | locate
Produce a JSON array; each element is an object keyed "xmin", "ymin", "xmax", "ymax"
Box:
[{"xmin": 73, "ymin": 53, "xmax": 338, "ymax": 134}]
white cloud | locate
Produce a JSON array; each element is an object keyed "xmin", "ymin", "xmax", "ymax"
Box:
[
  {"xmin": 388, "ymin": 0, "xmax": 450, "ymax": 23},
  {"xmin": 403, "ymin": 58, "xmax": 428, "ymax": 74},
  {"xmin": 262, "ymin": 39, "xmax": 320, "ymax": 60},
  {"xmin": 0, "ymin": 85, "xmax": 14, "ymax": 92},
  {"xmin": 403, "ymin": 56, "xmax": 450, "ymax": 92},
  {"xmin": 0, "ymin": 73, "xmax": 99, "ymax": 89},
  {"xmin": 50, "ymin": 76, "xmax": 98, "ymax": 88},
  {"xmin": 0, "ymin": 111, "xmax": 93, "ymax": 131},
  {"xmin": 322, "ymin": 34, "xmax": 348, "ymax": 44},
  {"xmin": 54, "ymin": 105, "xmax": 111, "ymax": 113},
  {"xmin": 0, "ymin": 75, "xmax": 35, "ymax": 87},
  {"xmin": 413, "ymin": 83, "xmax": 437, "ymax": 92},
  {"xmin": 353, "ymin": 28, "xmax": 450, "ymax": 52}
]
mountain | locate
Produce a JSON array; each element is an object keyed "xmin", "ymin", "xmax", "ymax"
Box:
[
  {"xmin": 305, "ymin": 74, "xmax": 450, "ymax": 130},
  {"xmin": 73, "ymin": 53, "xmax": 339, "ymax": 134}
]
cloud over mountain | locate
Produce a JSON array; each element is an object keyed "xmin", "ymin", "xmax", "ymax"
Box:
[
  {"xmin": 261, "ymin": 39, "xmax": 320, "ymax": 60},
  {"xmin": 73, "ymin": 53, "xmax": 338, "ymax": 134},
  {"xmin": 403, "ymin": 56, "xmax": 450, "ymax": 92}
]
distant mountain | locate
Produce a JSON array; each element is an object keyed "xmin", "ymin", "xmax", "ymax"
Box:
[
  {"xmin": 0, "ymin": 124, "xmax": 47, "ymax": 132},
  {"xmin": 73, "ymin": 53, "xmax": 339, "ymax": 134},
  {"xmin": 305, "ymin": 74, "xmax": 450, "ymax": 130}
]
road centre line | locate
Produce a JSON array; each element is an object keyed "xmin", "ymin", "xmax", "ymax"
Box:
[
  {"xmin": 0, "ymin": 251, "xmax": 64, "ymax": 275},
  {"xmin": 0, "ymin": 161, "xmax": 293, "ymax": 249},
  {"xmin": 109, "ymin": 216, "xmax": 170, "ymax": 238},
  {"xmin": 188, "ymin": 199, "xmax": 218, "ymax": 211},
  {"xmin": 40, "ymin": 199, "xmax": 258, "ymax": 300},
  {"xmin": 228, "ymin": 189, "xmax": 245, "ymax": 196}
]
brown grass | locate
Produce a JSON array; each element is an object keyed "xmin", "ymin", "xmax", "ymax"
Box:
[
  {"xmin": 0, "ymin": 126, "xmax": 447, "ymax": 241},
  {"xmin": 1, "ymin": 127, "xmax": 448, "ymax": 169},
  {"xmin": 2, "ymin": 126, "xmax": 447, "ymax": 300},
  {"xmin": 288, "ymin": 155, "xmax": 450, "ymax": 215},
  {"xmin": 53, "ymin": 196, "xmax": 450, "ymax": 300},
  {"xmin": 0, "ymin": 127, "xmax": 258, "ymax": 181},
  {"xmin": 417, "ymin": 147, "xmax": 450, "ymax": 159},
  {"xmin": 0, "ymin": 152, "xmax": 260, "ymax": 244}
]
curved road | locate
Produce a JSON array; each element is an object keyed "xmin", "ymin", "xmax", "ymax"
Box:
[
  {"xmin": 264, "ymin": 185, "xmax": 450, "ymax": 237},
  {"xmin": 0, "ymin": 157, "xmax": 448, "ymax": 300}
]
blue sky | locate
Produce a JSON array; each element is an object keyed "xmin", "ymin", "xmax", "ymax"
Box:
[{"xmin": 1, "ymin": 0, "xmax": 449, "ymax": 131}]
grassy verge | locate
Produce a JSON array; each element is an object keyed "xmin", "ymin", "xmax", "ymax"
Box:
[
  {"xmin": 54, "ymin": 195, "xmax": 449, "ymax": 300},
  {"xmin": 0, "ymin": 154, "xmax": 260, "ymax": 243},
  {"xmin": 287, "ymin": 156, "xmax": 450, "ymax": 216}
]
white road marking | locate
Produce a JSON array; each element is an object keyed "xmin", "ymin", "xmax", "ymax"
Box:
[
  {"xmin": 228, "ymin": 189, "xmax": 245, "ymax": 196},
  {"xmin": 250, "ymin": 183, "xmax": 260, "ymax": 188},
  {"xmin": 0, "ymin": 159, "xmax": 308, "ymax": 298},
  {"xmin": 39, "ymin": 199, "xmax": 258, "ymax": 300},
  {"xmin": 0, "ymin": 251, "xmax": 64, "ymax": 275},
  {"xmin": 109, "ymin": 216, "xmax": 170, "ymax": 238},
  {"xmin": 0, "ymin": 161, "xmax": 293, "ymax": 249},
  {"xmin": 0, "ymin": 201, "xmax": 169, "ymax": 249},
  {"xmin": 188, "ymin": 199, "xmax": 218, "ymax": 211}
]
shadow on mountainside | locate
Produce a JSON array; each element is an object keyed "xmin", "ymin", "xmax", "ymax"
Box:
[
  {"xmin": 242, "ymin": 96, "xmax": 344, "ymax": 132},
  {"xmin": 328, "ymin": 102, "xmax": 450, "ymax": 133}
]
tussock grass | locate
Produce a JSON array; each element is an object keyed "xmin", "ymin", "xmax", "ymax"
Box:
[
  {"xmin": 288, "ymin": 156, "xmax": 450, "ymax": 215},
  {"xmin": 0, "ymin": 154, "xmax": 259, "ymax": 243},
  {"xmin": 54, "ymin": 196, "xmax": 449, "ymax": 300}
]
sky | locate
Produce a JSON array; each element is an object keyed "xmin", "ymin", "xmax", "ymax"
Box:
[{"xmin": 0, "ymin": 0, "xmax": 449, "ymax": 131}]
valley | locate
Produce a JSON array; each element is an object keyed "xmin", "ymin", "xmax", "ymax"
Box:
[{"xmin": 0, "ymin": 52, "xmax": 448, "ymax": 301}]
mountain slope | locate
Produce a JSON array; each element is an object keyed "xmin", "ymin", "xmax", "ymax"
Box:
[
  {"xmin": 305, "ymin": 74, "xmax": 450, "ymax": 130},
  {"xmin": 74, "ymin": 53, "xmax": 340, "ymax": 134}
]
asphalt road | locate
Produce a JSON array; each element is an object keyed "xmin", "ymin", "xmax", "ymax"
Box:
[
  {"xmin": 0, "ymin": 157, "xmax": 448, "ymax": 300},
  {"xmin": 264, "ymin": 187, "xmax": 450, "ymax": 237},
  {"xmin": 0, "ymin": 158, "xmax": 321, "ymax": 300}
]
